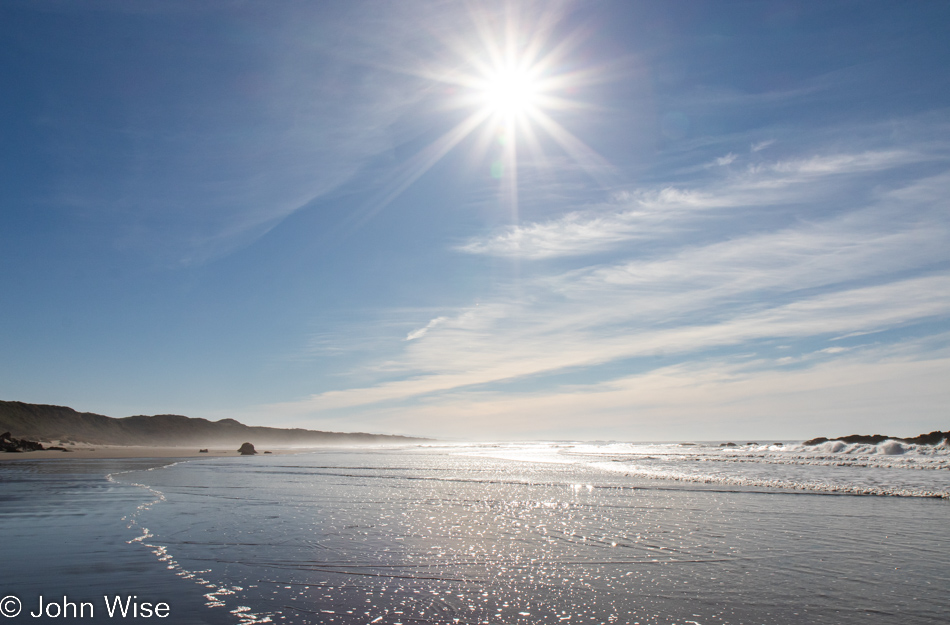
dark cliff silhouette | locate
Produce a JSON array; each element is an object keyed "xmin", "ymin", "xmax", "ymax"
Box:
[{"xmin": 0, "ymin": 400, "xmax": 432, "ymax": 447}]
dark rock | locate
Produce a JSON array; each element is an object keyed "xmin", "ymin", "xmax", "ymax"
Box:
[
  {"xmin": 837, "ymin": 434, "xmax": 888, "ymax": 444},
  {"xmin": 46, "ymin": 446, "xmax": 70, "ymax": 452},
  {"xmin": 1, "ymin": 430, "xmax": 45, "ymax": 452},
  {"xmin": 719, "ymin": 442, "xmax": 737, "ymax": 447},
  {"xmin": 199, "ymin": 449, "xmax": 209, "ymax": 453},
  {"xmin": 905, "ymin": 430, "xmax": 950, "ymax": 445},
  {"xmin": 19, "ymin": 439, "xmax": 44, "ymax": 451},
  {"xmin": 238, "ymin": 442, "xmax": 257, "ymax": 455},
  {"xmin": 263, "ymin": 451, "xmax": 272, "ymax": 454},
  {"xmin": 803, "ymin": 431, "xmax": 950, "ymax": 446}
]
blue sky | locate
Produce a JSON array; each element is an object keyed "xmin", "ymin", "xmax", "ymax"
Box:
[{"xmin": 2, "ymin": 0, "xmax": 948, "ymax": 440}]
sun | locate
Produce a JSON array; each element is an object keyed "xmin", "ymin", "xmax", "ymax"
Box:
[
  {"xmin": 363, "ymin": 5, "xmax": 613, "ymax": 222},
  {"xmin": 479, "ymin": 66, "xmax": 542, "ymax": 119},
  {"xmin": 434, "ymin": 6, "xmax": 611, "ymax": 183}
]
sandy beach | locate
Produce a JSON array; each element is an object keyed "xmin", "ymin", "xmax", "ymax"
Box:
[
  {"xmin": 2, "ymin": 442, "xmax": 948, "ymax": 624},
  {"xmin": 0, "ymin": 445, "xmax": 298, "ymax": 460}
]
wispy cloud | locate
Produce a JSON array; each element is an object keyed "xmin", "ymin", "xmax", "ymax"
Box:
[
  {"xmin": 754, "ymin": 150, "xmax": 914, "ymax": 176},
  {"xmin": 49, "ymin": 2, "xmax": 459, "ymax": 267},
  {"xmin": 709, "ymin": 152, "xmax": 738, "ymax": 166},
  {"xmin": 268, "ymin": 274, "xmax": 950, "ymax": 416},
  {"xmin": 458, "ymin": 149, "xmax": 927, "ymax": 260},
  {"xmin": 356, "ymin": 344, "xmax": 950, "ymax": 440},
  {"xmin": 406, "ymin": 316, "xmax": 448, "ymax": 341},
  {"xmin": 265, "ymin": 139, "xmax": 950, "ymax": 437}
]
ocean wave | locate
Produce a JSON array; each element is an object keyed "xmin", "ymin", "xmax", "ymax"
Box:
[
  {"xmin": 562, "ymin": 440, "xmax": 950, "ymax": 471},
  {"xmin": 585, "ymin": 461, "xmax": 950, "ymax": 499},
  {"xmin": 462, "ymin": 441, "xmax": 950, "ymax": 499}
]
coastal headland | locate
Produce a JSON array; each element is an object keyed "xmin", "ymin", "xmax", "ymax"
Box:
[{"xmin": 0, "ymin": 399, "xmax": 432, "ymax": 459}]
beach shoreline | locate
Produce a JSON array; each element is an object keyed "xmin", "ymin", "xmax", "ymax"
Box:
[
  {"xmin": 2, "ymin": 442, "xmax": 948, "ymax": 624},
  {"xmin": 0, "ymin": 445, "xmax": 303, "ymax": 460}
]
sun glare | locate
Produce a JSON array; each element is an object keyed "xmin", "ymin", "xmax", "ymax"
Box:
[
  {"xmin": 369, "ymin": 5, "xmax": 613, "ymax": 223},
  {"xmin": 481, "ymin": 66, "xmax": 541, "ymax": 118}
]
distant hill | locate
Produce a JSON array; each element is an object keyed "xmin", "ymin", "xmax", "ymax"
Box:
[{"xmin": 0, "ymin": 400, "xmax": 432, "ymax": 447}]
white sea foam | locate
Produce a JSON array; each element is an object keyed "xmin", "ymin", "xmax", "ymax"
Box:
[
  {"xmin": 565, "ymin": 439, "xmax": 950, "ymax": 469},
  {"xmin": 107, "ymin": 466, "xmax": 275, "ymax": 625},
  {"xmin": 462, "ymin": 439, "xmax": 950, "ymax": 498}
]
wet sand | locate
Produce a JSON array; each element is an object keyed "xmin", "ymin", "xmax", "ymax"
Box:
[
  {"xmin": 0, "ymin": 446, "xmax": 298, "ymax": 460},
  {"xmin": 0, "ymin": 456, "xmax": 230, "ymax": 624},
  {"xmin": 3, "ymin": 445, "xmax": 949, "ymax": 624}
]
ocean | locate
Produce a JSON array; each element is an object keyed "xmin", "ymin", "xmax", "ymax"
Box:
[{"xmin": 2, "ymin": 441, "xmax": 948, "ymax": 624}]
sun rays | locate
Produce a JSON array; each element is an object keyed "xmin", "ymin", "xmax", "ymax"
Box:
[
  {"xmin": 445, "ymin": 4, "xmax": 614, "ymax": 197},
  {"xmin": 357, "ymin": 3, "xmax": 614, "ymax": 228}
]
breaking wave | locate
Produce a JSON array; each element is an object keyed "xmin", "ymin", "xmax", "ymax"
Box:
[{"xmin": 463, "ymin": 439, "xmax": 950, "ymax": 499}]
